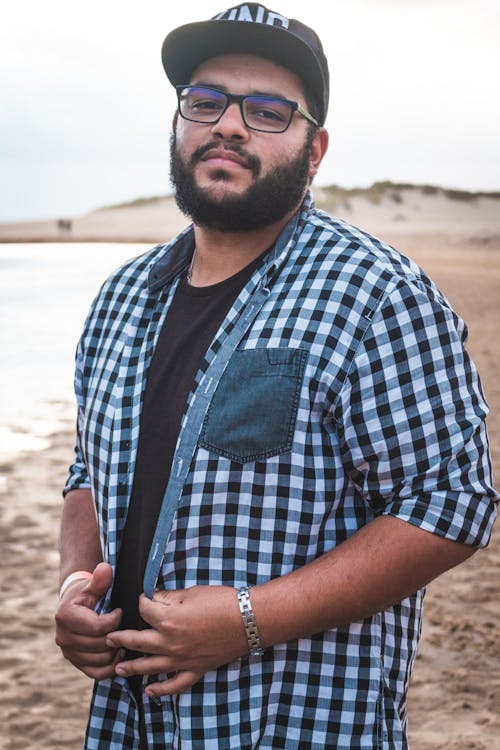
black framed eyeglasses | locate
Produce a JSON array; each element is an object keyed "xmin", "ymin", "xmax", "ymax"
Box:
[{"xmin": 176, "ymin": 85, "xmax": 319, "ymax": 133}]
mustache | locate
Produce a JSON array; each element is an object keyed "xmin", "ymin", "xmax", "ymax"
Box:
[{"xmin": 189, "ymin": 141, "xmax": 261, "ymax": 177}]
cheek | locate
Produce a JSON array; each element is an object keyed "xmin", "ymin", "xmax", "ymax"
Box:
[
  {"xmin": 174, "ymin": 118, "xmax": 199, "ymax": 150},
  {"xmin": 174, "ymin": 123, "xmax": 190, "ymax": 152},
  {"xmin": 262, "ymin": 139, "xmax": 301, "ymax": 170}
]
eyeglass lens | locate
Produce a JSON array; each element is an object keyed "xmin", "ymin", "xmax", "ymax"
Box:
[{"xmin": 178, "ymin": 87, "xmax": 294, "ymax": 132}]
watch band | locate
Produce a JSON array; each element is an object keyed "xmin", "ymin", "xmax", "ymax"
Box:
[{"xmin": 237, "ymin": 586, "xmax": 264, "ymax": 656}]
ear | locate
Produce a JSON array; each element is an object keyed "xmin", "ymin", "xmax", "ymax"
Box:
[{"xmin": 308, "ymin": 127, "xmax": 329, "ymax": 180}]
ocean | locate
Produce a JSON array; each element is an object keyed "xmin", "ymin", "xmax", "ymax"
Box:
[{"xmin": 0, "ymin": 242, "xmax": 151, "ymax": 465}]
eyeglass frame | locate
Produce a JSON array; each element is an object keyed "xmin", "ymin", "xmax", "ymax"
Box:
[{"xmin": 175, "ymin": 84, "xmax": 319, "ymax": 133}]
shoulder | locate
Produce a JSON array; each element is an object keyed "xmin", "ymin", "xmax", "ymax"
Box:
[
  {"xmin": 77, "ymin": 228, "xmax": 193, "ymax": 351},
  {"xmin": 296, "ymin": 201, "xmax": 451, "ymax": 315},
  {"xmin": 97, "ymin": 243, "xmax": 170, "ymax": 300}
]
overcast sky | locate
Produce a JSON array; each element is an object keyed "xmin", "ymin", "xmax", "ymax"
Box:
[{"xmin": 1, "ymin": 0, "xmax": 499, "ymax": 222}]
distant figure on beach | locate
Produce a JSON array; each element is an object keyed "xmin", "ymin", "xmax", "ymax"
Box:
[
  {"xmin": 57, "ymin": 218, "xmax": 72, "ymax": 234},
  {"xmin": 55, "ymin": 4, "xmax": 498, "ymax": 748}
]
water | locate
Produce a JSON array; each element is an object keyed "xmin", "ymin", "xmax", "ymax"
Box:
[{"xmin": 0, "ymin": 242, "xmax": 151, "ymax": 465}]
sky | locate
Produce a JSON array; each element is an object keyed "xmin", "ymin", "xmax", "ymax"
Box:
[{"xmin": 1, "ymin": 0, "xmax": 499, "ymax": 222}]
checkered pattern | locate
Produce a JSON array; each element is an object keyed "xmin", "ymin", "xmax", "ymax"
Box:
[{"xmin": 65, "ymin": 192, "xmax": 498, "ymax": 749}]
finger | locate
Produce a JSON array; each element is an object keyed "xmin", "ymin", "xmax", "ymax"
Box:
[
  {"xmin": 79, "ymin": 661, "xmax": 121, "ymax": 681},
  {"xmin": 62, "ymin": 647, "xmax": 119, "ymax": 669},
  {"xmin": 56, "ymin": 630, "xmax": 114, "ymax": 653},
  {"xmin": 145, "ymin": 670, "xmax": 204, "ymax": 697},
  {"xmin": 138, "ymin": 592, "xmax": 173, "ymax": 628},
  {"xmin": 115, "ymin": 655, "xmax": 173, "ymax": 678},
  {"xmin": 58, "ymin": 605, "xmax": 122, "ymax": 637},
  {"xmin": 105, "ymin": 629, "xmax": 165, "ymax": 654},
  {"xmin": 82, "ymin": 562, "xmax": 114, "ymax": 602},
  {"xmin": 151, "ymin": 589, "xmax": 175, "ymax": 605}
]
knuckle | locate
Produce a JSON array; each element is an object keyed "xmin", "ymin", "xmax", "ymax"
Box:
[
  {"xmin": 157, "ymin": 618, "xmax": 169, "ymax": 634},
  {"xmin": 167, "ymin": 639, "xmax": 185, "ymax": 658},
  {"xmin": 55, "ymin": 633, "xmax": 67, "ymax": 648},
  {"xmin": 59, "ymin": 643, "xmax": 72, "ymax": 656},
  {"xmin": 62, "ymin": 650, "xmax": 80, "ymax": 666},
  {"xmin": 87, "ymin": 619, "xmax": 107, "ymax": 637}
]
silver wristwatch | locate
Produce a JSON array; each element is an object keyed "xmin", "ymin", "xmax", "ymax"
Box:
[{"xmin": 237, "ymin": 586, "xmax": 264, "ymax": 656}]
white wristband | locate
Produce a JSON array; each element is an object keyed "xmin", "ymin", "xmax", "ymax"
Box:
[{"xmin": 59, "ymin": 570, "xmax": 93, "ymax": 599}]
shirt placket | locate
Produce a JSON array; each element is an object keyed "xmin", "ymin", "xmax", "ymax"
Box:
[
  {"xmin": 100, "ymin": 283, "xmax": 180, "ymax": 601},
  {"xmin": 142, "ymin": 203, "xmax": 309, "ymax": 598}
]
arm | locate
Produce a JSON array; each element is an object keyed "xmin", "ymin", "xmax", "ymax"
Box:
[
  {"xmin": 106, "ymin": 514, "xmax": 474, "ymax": 696},
  {"xmin": 252, "ymin": 514, "xmax": 474, "ymax": 643},
  {"xmin": 58, "ymin": 488, "xmax": 102, "ymax": 586},
  {"xmin": 55, "ymin": 489, "xmax": 122, "ymax": 679}
]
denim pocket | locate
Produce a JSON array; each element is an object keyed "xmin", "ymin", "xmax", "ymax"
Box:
[{"xmin": 199, "ymin": 347, "xmax": 308, "ymax": 463}]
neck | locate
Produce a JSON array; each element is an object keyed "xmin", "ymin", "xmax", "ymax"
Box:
[{"xmin": 189, "ymin": 207, "xmax": 299, "ymax": 287}]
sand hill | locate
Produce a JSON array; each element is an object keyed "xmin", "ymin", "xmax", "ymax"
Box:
[{"xmin": 1, "ymin": 182, "xmax": 499, "ymax": 244}]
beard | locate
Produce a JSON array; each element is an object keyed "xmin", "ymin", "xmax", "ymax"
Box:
[{"xmin": 169, "ymin": 128, "xmax": 314, "ymax": 232}]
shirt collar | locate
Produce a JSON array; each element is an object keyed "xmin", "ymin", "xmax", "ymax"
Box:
[{"xmin": 147, "ymin": 191, "xmax": 315, "ymax": 294}]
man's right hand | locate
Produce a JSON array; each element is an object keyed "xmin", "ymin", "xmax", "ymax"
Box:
[{"xmin": 55, "ymin": 562, "xmax": 123, "ymax": 680}]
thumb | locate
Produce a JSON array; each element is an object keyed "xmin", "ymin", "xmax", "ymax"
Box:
[{"xmin": 81, "ymin": 562, "xmax": 113, "ymax": 604}]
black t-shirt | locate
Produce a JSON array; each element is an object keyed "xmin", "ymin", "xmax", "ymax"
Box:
[{"xmin": 110, "ymin": 251, "xmax": 268, "ymax": 630}]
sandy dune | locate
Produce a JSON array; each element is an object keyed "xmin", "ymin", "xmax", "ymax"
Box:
[{"xmin": 0, "ymin": 183, "xmax": 499, "ymax": 245}]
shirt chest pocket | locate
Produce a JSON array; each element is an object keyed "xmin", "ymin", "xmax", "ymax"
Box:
[{"xmin": 199, "ymin": 347, "xmax": 308, "ymax": 463}]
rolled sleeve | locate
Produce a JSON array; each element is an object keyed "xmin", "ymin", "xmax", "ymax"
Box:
[
  {"xmin": 63, "ymin": 339, "xmax": 91, "ymax": 497},
  {"xmin": 335, "ymin": 277, "xmax": 498, "ymax": 547}
]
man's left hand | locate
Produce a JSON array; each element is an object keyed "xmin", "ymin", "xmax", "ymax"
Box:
[{"xmin": 106, "ymin": 586, "xmax": 249, "ymax": 696}]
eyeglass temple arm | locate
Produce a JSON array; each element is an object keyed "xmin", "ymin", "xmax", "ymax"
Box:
[{"xmin": 297, "ymin": 103, "xmax": 319, "ymax": 127}]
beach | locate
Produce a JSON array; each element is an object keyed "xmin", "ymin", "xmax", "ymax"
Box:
[{"xmin": 0, "ymin": 188, "xmax": 499, "ymax": 749}]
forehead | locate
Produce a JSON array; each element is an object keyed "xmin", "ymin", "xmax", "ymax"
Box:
[{"xmin": 189, "ymin": 54, "xmax": 307, "ymax": 101}]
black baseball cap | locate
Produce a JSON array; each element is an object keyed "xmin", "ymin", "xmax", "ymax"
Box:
[{"xmin": 161, "ymin": 3, "xmax": 329, "ymax": 126}]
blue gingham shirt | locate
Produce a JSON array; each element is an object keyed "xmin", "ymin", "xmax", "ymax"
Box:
[{"xmin": 65, "ymin": 192, "xmax": 497, "ymax": 749}]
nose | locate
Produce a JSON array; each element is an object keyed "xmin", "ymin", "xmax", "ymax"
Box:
[{"xmin": 210, "ymin": 102, "xmax": 249, "ymax": 141}]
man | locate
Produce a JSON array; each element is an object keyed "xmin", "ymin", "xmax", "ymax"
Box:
[{"xmin": 55, "ymin": 4, "xmax": 498, "ymax": 749}]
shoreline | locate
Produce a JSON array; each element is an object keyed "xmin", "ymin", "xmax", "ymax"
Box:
[{"xmin": 0, "ymin": 400, "xmax": 75, "ymax": 467}]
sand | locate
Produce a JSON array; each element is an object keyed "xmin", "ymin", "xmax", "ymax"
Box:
[
  {"xmin": 1, "ymin": 183, "xmax": 499, "ymax": 245},
  {"xmin": 0, "ymin": 192, "xmax": 499, "ymax": 749}
]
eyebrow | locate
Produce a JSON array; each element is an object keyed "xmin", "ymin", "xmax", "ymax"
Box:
[{"xmin": 189, "ymin": 81, "xmax": 291, "ymax": 100}]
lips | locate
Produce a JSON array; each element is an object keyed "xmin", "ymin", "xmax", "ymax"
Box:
[
  {"xmin": 200, "ymin": 148, "xmax": 250, "ymax": 169},
  {"xmin": 189, "ymin": 141, "xmax": 261, "ymax": 178}
]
